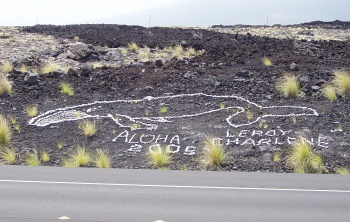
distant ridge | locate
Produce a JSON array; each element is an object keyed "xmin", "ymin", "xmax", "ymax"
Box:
[{"xmin": 211, "ymin": 20, "xmax": 350, "ymax": 29}]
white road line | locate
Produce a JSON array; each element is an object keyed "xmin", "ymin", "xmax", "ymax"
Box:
[{"xmin": 0, "ymin": 179, "xmax": 349, "ymax": 193}]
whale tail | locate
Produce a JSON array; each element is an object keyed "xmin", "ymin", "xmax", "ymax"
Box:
[
  {"xmin": 29, "ymin": 109, "xmax": 94, "ymax": 127},
  {"xmin": 226, "ymin": 105, "xmax": 318, "ymax": 128}
]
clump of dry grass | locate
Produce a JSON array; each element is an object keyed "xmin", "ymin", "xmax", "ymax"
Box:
[
  {"xmin": 276, "ymin": 74, "xmax": 300, "ymax": 97},
  {"xmin": 147, "ymin": 145, "xmax": 172, "ymax": 169},
  {"xmin": 262, "ymin": 57, "xmax": 272, "ymax": 67},
  {"xmin": 41, "ymin": 61, "xmax": 60, "ymax": 74},
  {"xmin": 25, "ymin": 105, "xmax": 38, "ymax": 117},
  {"xmin": 286, "ymin": 137, "xmax": 323, "ymax": 174},
  {"xmin": 0, "ymin": 61, "xmax": 13, "ymax": 74},
  {"xmin": 93, "ymin": 149, "xmax": 111, "ymax": 168},
  {"xmin": 90, "ymin": 62, "xmax": 104, "ymax": 69},
  {"xmin": 159, "ymin": 106, "xmax": 168, "ymax": 114},
  {"xmin": 332, "ymin": 70, "xmax": 350, "ymax": 96},
  {"xmin": 79, "ymin": 120, "xmax": 97, "ymax": 137},
  {"xmin": 0, "ymin": 115, "xmax": 11, "ymax": 145},
  {"xmin": 20, "ymin": 64, "xmax": 28, "ymax": 73},
  {"xmin": 335, "ymin": 167, "xmax": 350, "ymax": 175},
  {"xmin": 0, "ymin": 76, "xmax": 12, "ymax": 95},
  {"xmin": 185, "ymin": 47, "xmax": 197, "ymax": 57},
  {"xmin": 0, "ymin": 147, "xmax": 16, "ymax": 164},
  {"xmin": 172, "ymin": 45, "xmax": 183, "ymax": 59},
  {"xmin": 63, "ymin": 146, "xmax": 91, "ymax": 167},
  {"xmin": 41, "ymin": 150, "xmax": 50, "ymax": 162},
  {"xmin": 60, "ymin": 82, "xmax": 74, "ymax": 96},
  {"xmin": 321, "ymin": 84, "xmax": 337, "ymax": 102},
  {"xmin": 25, "ymin": 151, "xmax": 40, "ymax": 166},
  {"xmin": 200, "ymin": 137, "xmax": 227, "ymax": 169},
  {"xmin": 128, "ymin": 42, "xmax": 138, "ymax": 53}
]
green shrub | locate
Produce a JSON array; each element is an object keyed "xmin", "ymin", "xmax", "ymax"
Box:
[
  {"xmin": 94, "ymin": 149, "xmax": 111, "ymax": 168},
  {"xmin": 276, "ymin": 74, "xmax": 300, "ymax": 97},
  {"xmin": 286, "ymin": 137, "xmax": 323, "ymax": 174},
  {"xmin": 0, "ymin": 76, "xmax": 12, "ymax": 95},
  {"xmin": 332, "ymin": 70, "xmax": 350, "ymax": 96},
  {"xmin": 0, "ymin": 147, "xmax": 16, "ymax": 164},
  {"xmin": 79, "ymin": 120, "xmax": 97, "ymax": 137},
  {"xmin": 0, "ymin": 115, "xmax": 11, "ymax": 145},
  {"xmin": 200, "ymin": 137, "xmax": 227, "ymax": 168},
  {"xmin": 147, "ymin": 145, "xmax": 172, "ymax": 168}
]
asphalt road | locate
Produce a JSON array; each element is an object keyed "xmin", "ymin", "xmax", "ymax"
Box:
[{"xmin": 0, "ymin": 166, "xmax": 349, "ymax": 222}]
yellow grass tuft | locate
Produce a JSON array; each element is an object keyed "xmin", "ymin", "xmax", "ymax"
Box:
[
  {"xmin": 0, "ymin": 147, "xmax": 16, "ymax": 164},
  {"xmin": 20, "ymin": 64, "xmax": 28, "ymax": 73},
  {"xmin": 41, "ymin": 151, "xmax": 50, "ymax": 162},
  {"xmin": 276, "ymin": 74, "xmax": 300, "ymax": 97},
  {"xmin": 57, "ymin": 141, "xmax": 63, "ymax": 150},
  {"xmin": 63, "ymin": 146, "xmax": 91, "ymax": 167},
  {"xmin": 273, "ymin": 152, "xmax": 280, "ymax": 163},
  {"xmin": 185, "ymin": 47, "xmax": 197, "ymax": 57},
  {"xmin": 25, "ymin": 151, "xmax": 40, "ymax": 166},
  {"xmin": 321, "ymin": 84, "xmax": 337, "ymax": 102},
  {"xmin": 159, "ymin": 106, "xmax": 168, "ymax": 114},
  {"xmin": 200, "ymin": 137, "xmax": 227, "ymax": 168},
  {"xmin": 79, "ymin": 120, "xmax": 97, "ymax": 137},
  {"xmin": 332, "ymin": 70, "xmax": 350, "ymax": 96},
  {"xmin": 42, "ymin": 61, "xmax": 60, "ymax": 74},
  {"xmin": 25, "ymin": 105, "xmax": 38, "ymax": 117},
  {"xmin": 1, "ymin": 61, "xmax": 13, "ymax": 74},
  {"xmin": 94, "ymin": 149, "xmax": 111, "ymax": 168},
  {"xmin": 0, "ymin": 76, "xmax": 12, "ymax": 95},
  {"xmin": 335, "ymin": 167, "xmax": 350, "ymax": 175},
  {"xmin": 128, "ymin": 42, "xmax": 138, "ymax": 53},
  {"xmin": 245, "ymin": 110, "xmax": 253, "ymax": 120},
  {"xmin": 0, "ymin": 115, "xmax": 11, "ymax": 145},
  {"xmin": 147, "ymin": 145, "xmax": 172, "ymax": 168},
  {"xmin": 60, "ymin": 82, "xmax": 74, "ymax": 96},
  {"xmin": 262, "ymin": 57, "xmax": 272, "ymax": 67},
  {"xmin": 90, "ymin": 62, "xmax": 103, "ymax": 69},
  {"xmin": 286, "ymin": 137, "xmax": 323, "ymax": 174}
]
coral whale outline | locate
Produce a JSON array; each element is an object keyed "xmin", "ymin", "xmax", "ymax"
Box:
[{"xmin": 28, "ymin": 93, "xmax": 318, "ymax": 130}]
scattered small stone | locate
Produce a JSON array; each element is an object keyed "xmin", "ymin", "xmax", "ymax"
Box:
[
  {"xmin": 290, "ymin": 62, "xmax": 299, "ymax": 71},
  {"xmin": 311, "ymin": 85, "xmax": 320, "ymax": 91},
  {"xmin": 24, "ymin": 72, "xmax": 39, "ymax": 85},
  {"xmin": 142, "ymin": 86, "xmax": 154, "ymax": 92},
  {"xmin": 183, "ymin": 71, "xmax": 199, "ymax": 78},
  {"xmin": 236, "ymin": 70, "xmax": 253, "ymax": 78},
  {"xmin": 130, "ymin": 61, "xmax": 143, "ymax": 68},
  {"xmin": 154, "ymin": 59, "xmax": 163, "ymax": 67}
]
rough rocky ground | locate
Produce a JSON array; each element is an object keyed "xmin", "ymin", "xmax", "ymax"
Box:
[{"xmin": 0, "ymin": 21, "xmax": 349, "ymax": 172}]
